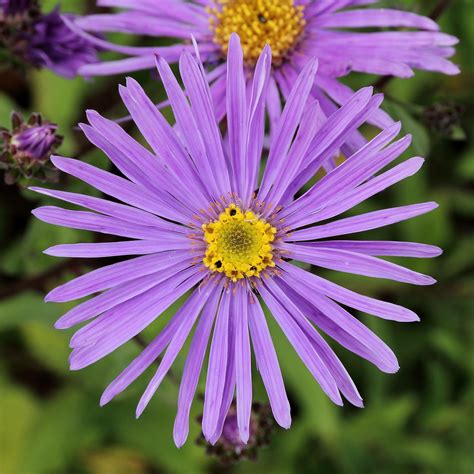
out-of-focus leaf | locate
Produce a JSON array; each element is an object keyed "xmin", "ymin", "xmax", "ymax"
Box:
[
  {"xmin": 19, "ymin": 390, "xmax": 103, "ymax": 474},
  {"xmin": 84, "ymin": 447, "xmax": 151, "ymax": 474},
  {"xmin": 0, "ymin": 385, "xmax": 40, "ymax": 474},
  {"xmin": 0, "ymin": 292, "xmax": 64, "ymax": 330}
]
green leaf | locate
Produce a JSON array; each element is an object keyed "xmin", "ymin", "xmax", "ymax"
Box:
[
  {"xmin": 384, "ymin": 100, "xmax": 430, "ymax": 157},
  {"xmin": 0, "ymin": 292, "xmax": 65, "ymax": 331}
]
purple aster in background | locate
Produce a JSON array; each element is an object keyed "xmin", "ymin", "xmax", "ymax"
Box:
[
  {"xmin": 0, "ymin": 0, "xmax": 98, "ymax": 78},
  {"xmin": 32, "ymin": 35, "xmax": 441, "ymax": 447},
  {"xmin": 74, "ymin": 0, "xmax": 459, "ymax": 141}
]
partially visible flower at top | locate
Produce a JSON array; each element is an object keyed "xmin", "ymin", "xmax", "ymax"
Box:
[
  {"xmin": 0, "ymin": 111, "xmax": 62, "ymax": 184},
  {"xmin": 0, "ymin": 0, "xmax": 98, "ymax": 78},
  {"xmin": 32, "ymin": 35, "xmax": 441, "ymax": 447},
  {"xmin": 74, "ymin": 0, "xmax": 459, "ymax": 148}
]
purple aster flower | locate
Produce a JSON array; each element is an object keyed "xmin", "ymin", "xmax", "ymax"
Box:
[
  {"xmin": 74, "ymin": 0, "xmax": 459, "ymax": 141},
  {"xmin": 0, "ymin": 0, "xmax": 98, "ymax": 77},
  {"xmin": 32, "ymin": 36, "xmax": 441, "ymax": 447}
]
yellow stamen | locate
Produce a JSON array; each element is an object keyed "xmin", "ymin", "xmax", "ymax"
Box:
[
  {"xmin": 208, "ymin": 0, "xmax": 306, "ymax": 67},
  {"xmin": 203, "ymin": 204, "xmax": 277, "ymax": 282}
]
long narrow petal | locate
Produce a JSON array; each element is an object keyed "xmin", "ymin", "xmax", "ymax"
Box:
[
  {"xmin": 303, "ymin": 240, "xmax": 442, "ymax": 258},
  {"xmin": 259, "ymin": 284, "xmax": 343, "ymax": 405},
  {"xmin": 290, "ymin": 202, "xmax": 438, "ymax": 241},
  {"xmin": 234, "ymin": 285, "xmax": 252, "ymax": 443},
  {"xmin": 50, "ymin": 156, "xmax": 185, "ymax": 222},
  {"xmin": 33, "ymin": 206, "xmax": 176, "ymax": 241},
  {"xmin": 269, "ymin": 278, "xmax": 363, "ymax": 407},
  {"xmin": 202, "ymin": 289, "xmax": 231, "ymax": 440},
  {"xmin": 280, "ymin": 243, "xmax": 436, "ymax": 285},
  {"xmin": 179, "ymin": 51, "xmax": 232, "ymax": 195},
  {"xmin": 69, "ymin": 267, "xmax": 203, "ymax": 370},
  {"xmin": 248, "ymin": 297, "xmax": 291, "ymax": 429},
  {"xmin": 100, "ymin": 302, "xmax": 187, "ymax": 406},
  {"xmin": 294, "ymin": 156, "xmax": 424, "ymax": 225},
  {"xmin": 258, "ymin": 58, "xmax": 319, "ymax": 200},
  {"xmin": 245, "ymin": 45, "xmax": 272, "ymax": 204},
  {"xmin": 313, "ymin": 9, "xmax": 439, "ymax": 30},
  {"xmin": 136, "ymin": 283, "xmax": 218, "ymax": 417},
  {"xmin": 279, "ymin": 261, "xmax": 419, "ymax": 322},
  {"xmin": 46, "ymin": 251, "xmax": 188, "ymax": 302},
  {"xmin": 226, "ymin": 34, "xmax": 248, "ymax": 197},
  {"xmin": 209, "ymin": 317, "xmax": 236, "ymax": 445},
  {"xmin": 154, "ymin": 55, "xmax": 219, "ymax": 199},
  {"xmin": 30, "ymin": 186, "xmax": 181, "ymax": 231},
  {"xmin": 173, "ymin": 287, "xmax": 222, "ymax": 447},
  {"xmin": 45, "ymin": 240, "xmax": 192, "ymax": 258},
  {"xmin": 55, "ymin": 258, "xmax": 193, "ymax": 329},
  {"xmin": 276, "ymin": 277, "xmax": 399, "ymax": 373}
]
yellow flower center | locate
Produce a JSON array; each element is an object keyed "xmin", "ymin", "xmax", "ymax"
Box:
[
  {"xmin": 203, "ymin": 204, "xmax": 277, "ymax": 281},
  {"xmin": 208, "ymin": 0, "xmax": 306, "ymax": 67}
]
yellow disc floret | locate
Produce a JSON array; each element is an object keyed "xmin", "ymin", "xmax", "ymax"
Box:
[
  {"xmin": 208, "ymin": 0, "xmax": 306, "ymax": 67},
  {"xmin": 203, "ymin": 204, "xmax": 277, "ymax": 281}
]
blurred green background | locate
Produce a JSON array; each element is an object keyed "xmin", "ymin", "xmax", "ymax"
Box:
[{"xmin": 0, "ymin": 1, "xmax": 473, "ymax": 473}]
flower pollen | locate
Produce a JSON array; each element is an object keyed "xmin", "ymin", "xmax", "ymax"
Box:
[
  {"xmin": 208, "ymin": 0, "xmax": 305, "ymax": 66},
  {"xmin": 203, "ymin": 204, "xmax": 277, "ymax": 281}
]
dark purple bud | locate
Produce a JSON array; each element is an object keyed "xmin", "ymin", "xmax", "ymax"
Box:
[
  {"xmin": 196, "ymin": 403, "xmax": 277, "ymax": 465},
  {"xmin": 12, "ymin": 123, "xmax": 58, "ymax": 162},
  {"xmin": 1, "ymin": 112, "xmax": 62, "ymax": 185},
  {"xmin": 422, "ymin": 102, "xmax": 465, "ymax": 139}
]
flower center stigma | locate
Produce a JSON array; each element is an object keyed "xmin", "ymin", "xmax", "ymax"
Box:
[
  {"xmin": 203, "ymin": 204, "xmax": 277, "ymax": 281},
  {"xmin": 208, "ymin": 0, "xmax": 306, "ymax": 67}
]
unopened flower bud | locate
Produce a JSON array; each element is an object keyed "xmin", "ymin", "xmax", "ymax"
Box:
[
  {"xmin": 0, "ymin": 112, "xmax": 62, "ymax": 184},
  {"xmin": 196, "ymin": 403, "xmax": 277, "ymax": 465}
]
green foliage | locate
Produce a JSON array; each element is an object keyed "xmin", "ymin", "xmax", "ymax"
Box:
[{"xmin": 0, "ymin": 1, "xmax": 472, "ymax": 473}]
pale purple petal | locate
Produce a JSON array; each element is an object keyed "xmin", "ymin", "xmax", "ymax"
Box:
[
  {"xmin": 259, "ymin": 284, "xmax": 343, "ymax": 405},
  {"xmin": 248, "ymin": 296, "xmax": 291, "ymax": 429},
  {"xmin": 279, "ymin": 261, "xmax": 419, "ymax": 322},
  {"xmin": 202, "ymin": 289, "xmax": 231, "ymax": 440},
  {"xmin": 136, "ymin": 282, "xmax": 218, "ymax": 417},
  {"xmin": 233, "ymin": 285, "xmax": 252, "ymax": 443},
  {"xmin": 173, "ymin": 287, "xmax": 222, "ymax": 447}
]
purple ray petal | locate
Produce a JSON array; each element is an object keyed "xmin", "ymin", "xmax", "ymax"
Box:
[
  {"xmin": 276, "ymin": 277, "xmax": 399, "ymax": 373},
  {"xmin": 173, "ymin": 287, "xmax": 221, "ymax": 447},
  {"xmin": 269, "ymin": 278, "xmax": 363, "ymax": 406},
  {"xmin": 55, "ymin": 258, "xmax": 193, "ymax": 329},
  {"xmin": 46, "ymin": 251, "xmax": 190, "ymax": 303},
  {"xmin": 290, "ymin": 202, "xmax": 438, "ymax": 241},
  {"xmin": 202, "ymin": 289, "xmax": 231, "ymax": 440},
  {"xmin": 259, "ymin": 284, "xmax": 343, "ymax": 406},
  {"xmin": 280, "ymin": 243, "xmax": 436, "ymax": 285},
  {"xmin": 279, "ymin": 261, "xmax": 419, "ymax": 322},
  {"xmin": 233, "ymin": 285, "xmax": 252, "ymax": 443},
  {"xmin": 136, "ymin": 282, "xmax": 218, "ymax": 417},
  {"xmin": 248, "ymin": 295, "xmax": 291, "ymax": 429}
]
